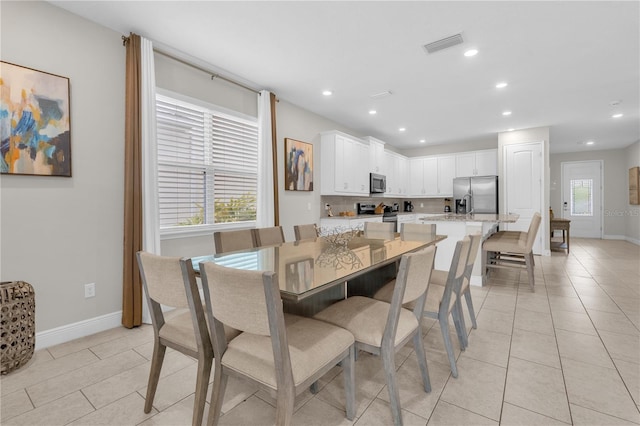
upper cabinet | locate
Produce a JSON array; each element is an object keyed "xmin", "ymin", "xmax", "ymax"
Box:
[
  {"xmin": 455, "ymin": 149, "xmax": 497, "ymax": 177},
  {"xmin": 366, "ymin": 137, "xmax": 386, "ymax": 175},
  {"xmin": 409, "ymin": 155, "xmax": 453, "ymax": 197},
  {"xmin": 320, "ymin": 131, "xmax": 369, "ymax": 195}
]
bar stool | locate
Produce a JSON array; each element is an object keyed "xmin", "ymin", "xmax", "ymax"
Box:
[{"xmin": 481, "ymin": 213, "xmax": 541, "ymax": 291}]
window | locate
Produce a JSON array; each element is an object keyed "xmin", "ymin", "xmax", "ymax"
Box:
[
  {"xmin": 156, "ymin": 93, "xmax": 258, "ymax": 233},
  {"xmin": 570, "ymin": 179, "xmax": 593, "ymax": 216}
]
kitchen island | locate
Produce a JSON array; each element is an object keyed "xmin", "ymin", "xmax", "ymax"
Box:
[{"xmin": 419, "ymin": 213, "xmax": 519, "ymax": 286}]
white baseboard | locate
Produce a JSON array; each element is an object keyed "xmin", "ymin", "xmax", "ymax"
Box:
[
  {"xmin": 36, "ymin": 311, "xmax": 122, "ymax": 351},
  {"xmin": 603, "ymin": 234, "xmax": 626, "ymax": 240},
  {"xmin": 626, "ymin": 236, "xmax": 640, "ymax": 246}
]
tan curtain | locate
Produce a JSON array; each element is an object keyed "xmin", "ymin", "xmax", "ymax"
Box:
[{"xmin": 122, "ymin": 33, "xmax": 143, "ymax": 328}]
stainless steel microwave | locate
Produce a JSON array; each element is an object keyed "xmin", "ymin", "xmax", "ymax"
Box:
[{"xmin": 370, "ymin": 173, "xmax": 386, "ymax": 193}]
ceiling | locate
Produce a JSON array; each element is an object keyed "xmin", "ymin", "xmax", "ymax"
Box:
[{"xmin": 50, "ymin": 1, "xmax": 639, "ymax": 154}]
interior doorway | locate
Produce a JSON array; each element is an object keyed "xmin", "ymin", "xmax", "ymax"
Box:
[{"xmin": 561, "ymin": 161, "xmax": 603, "ymax": 238}]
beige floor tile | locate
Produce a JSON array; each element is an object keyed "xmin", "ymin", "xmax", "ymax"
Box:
[
  {"xmin": 27, "ymin": 350, "xmax": 146, "ymax": 407},
  {"xmin": 82, "ymin": 351, "xmax": 194, "ymax": 409},
  {"xmin": 460, "ymin": 328, "xmax": 511, "ymax": 368},
  {"xmin": 423, "ymin": 325, "xmax": 463, "ymax": 369},
  {"xmin": 139, "ymin": 363, "xmax": 206, "ymax": 412},
  {"xmin": 504, "ymin": 357, "xmax": 571, "ymax": 423},
  {"xmin": 579, "ymin": 295, "xmax": 624, "ymax": 314},
  {"xmin": 500, "ymin": 402, "xmax": 570, "ymax": 425},
  {"xmin": 439, "ymin": 357, "xmax": 506, "ymax": 421},
  {"xmin": 546, "ymin": 286, "xmax": 579, "ymax": 297},
  {"xmin": 427, "ymin": 400, "xmax": 497, "ymax": 425},
  {"xmin": 208, "ymin": 374, "xmax": 260, "ymax": 414},
  {"xmin": 587, "ymin": 309, "xmax": 639, "ymax": 336},
  {"xmin": 556, "ymin": 329, "xmax": 615, "ymax": 369},
  {"xmin": 68, "ymin": 392, "xmax": 156, "ymax": 425},
  {"xmin": 562, "ymin": 358, "xmax": 640, "ymax": 423},
  {"xmin": 356, "ymin": 397, "xmax": 427, "ymax": 426},
  {"xmin": 613, "ymin": 358, "xmax": 640, "ymax": 406},
  {"xmin": 599, "ymin": 330, "xmax": 640, "ymax": 365},
  {"xmin": 1, "ymin": 349, "xmax": 99, "ymax": 396},
  {"xmin": 552, "ymin": 310, "xmax": 597, "ymax": 335},
  {"xmin": 291, "ymin": 395, "xmax": 354, "ymax": 426},
  {"xmin": 514, "ymin": 307, "xmax": 554, "ymax": 335},
  {"xmin": 515, "ymin": 294, "xmax": 550, "ymax": 314},
  {"xmin": 548, "ymin": 295, "xmax": 586, "ymax": 314},
  {"xmin": 3, "ymin": 391, "xmax": 94, "ymax": 426},
  {"xmin": 376, "ymin": 355, "xmax": 451, "ymax": 419},
  {"xmin": 0, "ymin": 389, "xmax": 33, "ymax": 422},
  {"xmin": 47, "ymin": 327, "xmax": 133, "ymax": 359},
  {"xmin": 139, "ymin": 394, "xmax": 206, "ymax": 426},
  {"xmin": 570, "ymin": 403, "xmax": 640, "ymax": 425},
  {"xmin": 509, "ymin": 328, "xmax": 561, "ymax": 369},
  {"xmin": 475, "ymin": 308, "xmax": 514, "ymax": 335},
  {"xmin": 89, "ymin": 326, "xmax": 155, "ymax": 359},
  {"xmin": 215, "ymin": 395, "xmax": 276, "ymax": 426},
  {"xmin": 481, "ymin": 292, "xmax": 517, "ymax": 313}
]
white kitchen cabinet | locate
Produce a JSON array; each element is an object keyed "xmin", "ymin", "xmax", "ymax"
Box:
[
  {"xmin": 455, "ymin": 149, "xmax": 497, "ymax": 177},
  {"xmin": 383, "ymin": 151, "xmax": 409, "ymax": 197},
  {"xmin": 396, "ymin": 156, "xmax": 408, "ymax": 196},
  {"xmin": 397, "ymin": 214, "xmax": 416, "ymax": 230},
  {"xmin": 366, "ymin": 137, "xmax": 386, "ymax": 174},
  {"xmin": 320, "ymin": 131, "xmax": 369, "ymax": 195},
  {"xmin": 409, "ymin": 156, "xmax": 451, "ymax": 197}
]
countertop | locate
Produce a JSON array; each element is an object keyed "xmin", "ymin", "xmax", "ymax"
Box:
[
  {"xmin": 418, "ymin": 213, "xmax": 519, "ymax": 223},
  {"xmin": 322, "ymin": 212, "xmax": 432, "ymax": 220}
]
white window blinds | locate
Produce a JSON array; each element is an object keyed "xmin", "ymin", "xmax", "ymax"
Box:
[{"xmin": 156, "ymin": 94, "xmax": 258, "ymax": 229}]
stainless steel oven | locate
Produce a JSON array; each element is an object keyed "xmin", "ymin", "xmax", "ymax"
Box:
[{"xmin": 382, "ymin": 212, "xmax": 398, "ymax": 232}]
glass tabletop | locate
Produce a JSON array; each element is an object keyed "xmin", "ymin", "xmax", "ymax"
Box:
[{"xmin": 192, "ymin": 230, "xmax": 445, "ymax": 301}]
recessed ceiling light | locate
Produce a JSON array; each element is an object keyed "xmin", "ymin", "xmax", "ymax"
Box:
[
  {"xmin": 419, "ymin": 139, "xmax": 426, "ymax": 143},
  {"xmin": 508, "ymin": 128, "xmax": 515, "ymax": 132},
  {"xmin": 612, "ymin": 113, "xmax": 623, "ymax": 118},
  {"xmin": 322, "ymin": 90, "xmax": 332, "ymax": 96},
  {"xmin": 464, "ymin": 49, "xmax": 478, "ymax": 57},
  {"xmin": 586, "ymin": 141, "xmax": 595, "ymax": 145},
  {"xmin": 502, "ymin": 111, "xmax": 512, "ymax": 116},
  {"xmin": 369, "ymin": 110, "xmax": 377, "ymax": 115},
  {"xmin": 399, "ymin": 127, "xmax": 406, "ymax": 132},
  {"xmin": 496, "ymin": 82, "xmax": 508, "ymax": 89}
]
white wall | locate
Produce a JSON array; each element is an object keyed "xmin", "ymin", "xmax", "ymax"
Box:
[
  {"xmin": 1, "ymin": 1, "xmax": 125, "ymax": 332},
  {"xmin": 626, "ymin": 140, "xmax": 640, "ymax": 244},
  {"xmin": 550, "ymin": 148, "xmax": 627, "ymax": 239}
]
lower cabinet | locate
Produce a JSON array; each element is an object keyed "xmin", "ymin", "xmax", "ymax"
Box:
[{"xmin": 319, "ymin": 216, "xmax": 382, "ymax": 232}]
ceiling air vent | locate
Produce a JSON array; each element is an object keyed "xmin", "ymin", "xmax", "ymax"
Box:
[{"xmin": 423, "ymin": 33, "xmax": 464, "ymax": 54}]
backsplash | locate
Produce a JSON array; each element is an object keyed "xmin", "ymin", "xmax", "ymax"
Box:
[{"xmin": 321, "ymin": 196, "xmax": 448, "ymax": 217}]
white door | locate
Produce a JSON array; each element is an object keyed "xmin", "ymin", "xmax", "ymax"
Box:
[
  {"xmin": 504, "ymin": 142, "xmax": 543, "ymax": 254},
  {"xmin": 561, "ymin": 161, "xmax": 602, "ymax": 238}
]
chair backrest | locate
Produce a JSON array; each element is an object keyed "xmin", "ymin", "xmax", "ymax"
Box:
[
  {"xmin": 294, "ymin": 224, "xmax": 318, "ymax": 241},
  {"xmin": 213, "ymin": 229, "xmax": 256, "ymax": 254},
  {"xmin": 525, "ymin": 212, "xmax": 542, "ymax": 251},
  {"xmin": 401, "ymin": 223, "xmax": 436, "ymax": 240},
  {"xmin": 439, "ymin": 236, "xmax": 472, "ymax": 315},
  {"xmin": 137, "ymin": 251, "xmax": 189, "ymax": 309},
  {"xmin": 364, "ymin": 221, "xmax": 395, "ymax": 232},
  {"xmin": 253, "ymin": 226, "xmax": 285, "ymax": 247}
]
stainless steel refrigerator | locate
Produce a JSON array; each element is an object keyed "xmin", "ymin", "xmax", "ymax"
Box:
[{"xmin": 453, "ymin": 176, "xmax": 499, "ymax": 214}]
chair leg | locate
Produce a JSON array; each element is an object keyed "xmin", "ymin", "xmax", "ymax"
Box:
[
  {"xmin": 452, "ymin": 304, "xmax": 468, "ymax": 350},
  {"xmin": 481, "ymin": 249, "xmax": 488, "ymax": 285},
  {"xmin": 439, "ymin": 316, "xmax": 458, "ymax": 378},
  {"xmin": 464, "ymin": 290, "xmax": 478, "ymax": 329},
  {"xmin": 193, "ymin": 355, "xmax": 213, "ymax": 426},
  {"xmin": 525, "ymin": 252, "xmax": 535, "ymax": 292},
  {"xmin": 207, "ymin": 364, "xmax": 228, "ymax": 426},
  {"xmin": 309, "ymin": 381, "xmax": 320, "ymax": 394},
  {"xmin": 343, "ymin": 346, "xmax": 356, "ymax": 421},
  {"xmin": 144, "ymin": 341, "xmax": 166, "ymax": 413},
  {"xmin": 412, "ymin": 331, "xmax": 431, "ymax": 393},
  {"xmin": 382, "ymin": 346, "xmax": 403, "ymax": 426},
  {"xmin": 275, "ymin": 385, "xmax": 295, "ymax": 426}
]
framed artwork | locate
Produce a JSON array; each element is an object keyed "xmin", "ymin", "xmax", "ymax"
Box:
[
  {"xmin": 285, "ymin": 138, "xmax": 313, "ymax": 191},
  {"xmin": 630, "ymin": 166, "xmax": 639, "ymax": 205},
  {"xmin": 1, "ymin": 61, "xmax": 71, "ymax": 177}
]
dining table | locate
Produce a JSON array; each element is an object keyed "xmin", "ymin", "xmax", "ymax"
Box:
[{"xmin": 192, "ymin": 229, "xmax": 446, "ymax": 316}]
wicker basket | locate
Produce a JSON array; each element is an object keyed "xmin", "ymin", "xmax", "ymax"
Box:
[{"xmin": 1, "ymin": 281, "xmax": 35, "ymax": 375}]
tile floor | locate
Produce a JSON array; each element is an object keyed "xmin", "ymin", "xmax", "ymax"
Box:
[{"xmin": 1, "ymin": 238, "xmax": 639, "ymax": 425}]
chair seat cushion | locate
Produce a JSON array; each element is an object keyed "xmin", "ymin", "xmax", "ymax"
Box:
[
  {"xmin": 483, "ymin": 231, "xmax": 528, "ymax": 254},
  {"xmin": 160, "ymin": 308, "xmax": 240, "ymax": 352},
  {"xmin": 313, "ymin": 296, "xmax": 418, "ymax": 348},
  {"xmin": 375, "ymin": 280, "xmax": 456, "ymax": 314},
  {"xmin": 221, "ymin": 314, "xmax": 354, "ymax": 390}
]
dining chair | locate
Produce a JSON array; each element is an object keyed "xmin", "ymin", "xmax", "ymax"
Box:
[
  {"xmin": 374, "ymin": 236, "xmax": 471, "ymax": 378},
  {"xmin": 314, "ymin": 246, "xmax": 436, "ymax": 426},
  {"xmin": 400, "ymin": 222, "xmax": 436, "ymax": 239},
  {"xmin": 136, "ymin": 252, "xmax": 213, "ymax": 426},
  {"xmin": 213, "ymin": 229, "xmax": 256, "ymax": 254},
  {"xmin": 482, "ymin": 212, "xmax": 541, "ymax": 291},
  {"xmin": 293, "ymin": 223, "xmax": 318, "ymax": 241},
  {"xmin": 253, "ymin": 225, "xmax": 286, "ymax": 247},
  {"xmin": 364, "ymin": 221, "xmax": 395, "ymax": 233},
  {"xmin": 200, "ymin": 262, "xmax": 356, "ymax": 426}
]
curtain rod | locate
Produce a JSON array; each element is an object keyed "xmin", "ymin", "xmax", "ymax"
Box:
[{"xmin": 122, "ymin": 35, "xmax": 260, "ymax": 95}]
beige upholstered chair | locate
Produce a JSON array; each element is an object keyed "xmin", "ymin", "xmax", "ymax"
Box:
[
  {"xmin": 423, "ymin": 233, "xmax": 482, "ymax": 349},
  {"xmin": 200, "ymin": 262, "xmax": 356, "ymax": 426},
  {"xmin": 364, "ymin": 221, "xmax": 395, "ymax": 233},
  {"xmin": 293, "ymin": 223, "xmax": 318, "ymax": 241},
  {"xmin": 400, "ymin": 222, "xmax": 436, "ymax": 240},
  {"xmin": 213, "ymin": 229, "xmax": 256, "ymax": 254},
  {"xmin": 482, "ymin": 212, "xmax": 541, "ymax": 291},
  {"xmin": 136, "ymin": 252, "xmax": 213, "ymax": 426},
  {"xmin": 374, "ymin": 237, "xmax": 471, "ymax": 378},
  {"xmin": 315, "ymin": 246, "xmax": 436, "ymax": 426},
  {"xmin": 253, "ymin": 226, "xmax": 285, "ymax": 247}
]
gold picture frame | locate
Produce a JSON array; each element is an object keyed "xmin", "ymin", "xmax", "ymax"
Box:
[{"xmin": 285, "ymin": 138, "xmax": 313, "ymax": 191}]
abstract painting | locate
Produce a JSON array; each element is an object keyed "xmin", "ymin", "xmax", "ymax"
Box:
[
  {"xmin": 1, "ymin": 61, "xmax": 71, "ymax": 177},
  {"xmin": 285, "ymin": 138, "xmax": 313, "ymax": 191}
]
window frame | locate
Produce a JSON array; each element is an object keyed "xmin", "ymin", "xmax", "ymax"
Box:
[{"xmin": 156, "ymin": 89, "xmax": 259, "ymax": 239}]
